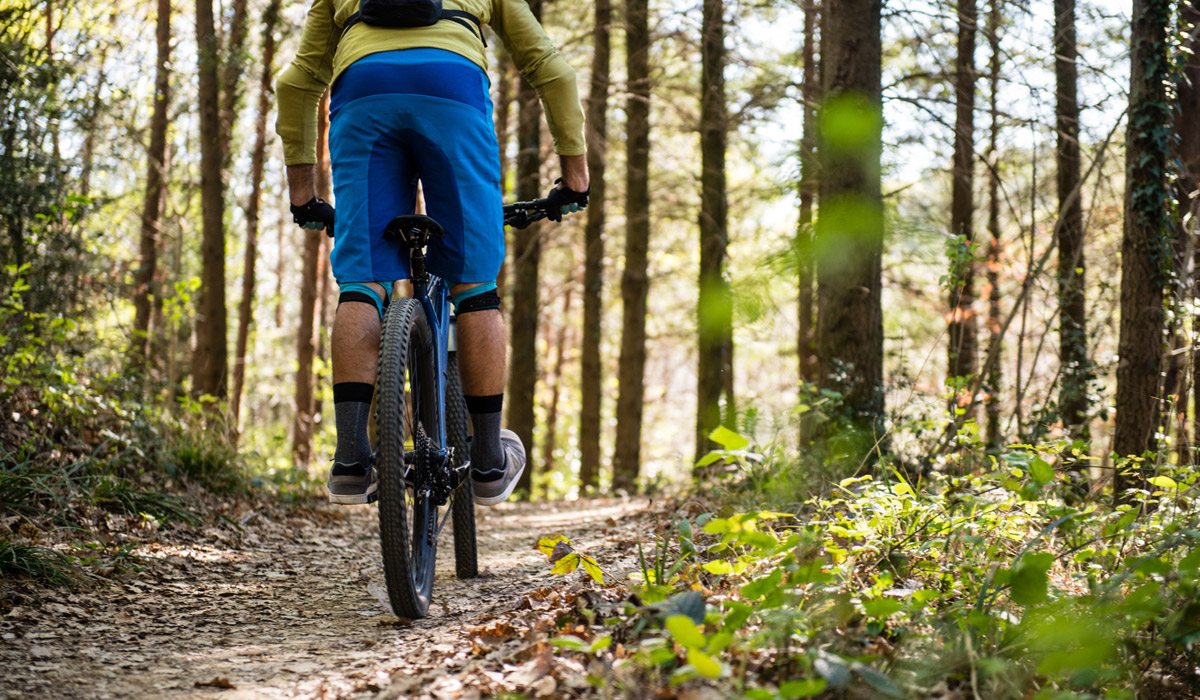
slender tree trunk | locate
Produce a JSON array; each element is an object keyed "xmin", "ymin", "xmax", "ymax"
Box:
[
  {"xmin": 798, "ymin": 0, "xmax": 819, "ymax": 413},
  {"xmin": 495, "ymin": 52, "xmax": 516, "ymax": 200},
  {"xmin": 947, "ymin": 0, "xmax": 977, "ymax": 425},
  {"xmin": 579, "ymin": 0, "xmax": 611, "ymax": 493},
  {"xmin": 220, "ymin": 0, "xmax": 249, "ymax": 169},
  {"xmin": 613, "ymin": 0, "xmax": 652, "ymax": 492},
  {"xmin": 1114, "ymin": 0, "xmax": 1172, "ymax": 496},
  {"xmin": 131, "ymin": 0, "xmax": 171, "ymax": 371},
  {"xmin": 984, "ymin": 0, "xmax": 1003, "ymax": 452},
  {"xmin": 232, "ymin": 0, "xmax": 281, "ymax": 426},
  {"xmin": 276, "ymin": 168, "xmax": 287, "ymax": 329},
  {"xmin": 815, "ymin": 0, "xmax": 884, "ymax": 446},
  {"xmin": 508, "ymin": 0, "xmax": 544, "ymax": 498},
  {"xmin": 1182, "ymin": 1, "xmax": 1199, "ymax": 461},
  {"xmin": 541, "ymin": 287, "xmax": 573, "ymax": 475},
  {"xmin": 1055, "ymin": 0, "xmax": 1089, "ymax": 443},
  {"xmin": 80, "ymin": 12, "xmax": 115, "ymax": 199},
  {"xmin": 696, "ymin": 0, "xmax": 731, "ymax": 465},
  {"xmin": 293, "ymin": 91, "xmax": 331, "ymax": 466},
  {"xmin": 193, "ymin": 0, "xmax": 228, "ymax": 400}
]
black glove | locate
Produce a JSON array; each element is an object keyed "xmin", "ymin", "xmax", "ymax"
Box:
[
  {"xmin": 291, "ymin": 197, "xmax": 336, "ymax": 238},
  {"xmin": 544, "ymin": 178, "xmax": 590, "ymax": 222}
]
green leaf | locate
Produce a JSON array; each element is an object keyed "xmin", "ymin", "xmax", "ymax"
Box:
[
  {"xmin": 708, "ymin": 631, "xmax": 733, "ymax": 654},
  {"xmin": 1029, "ymin": 457, "xmax": 1055, "ymax": 484},
  {"xmin": 696, "ymin": 452, "xmax": 723, "ymax": 467},
  {"xmin": 744, "ymin": 690, "xmax": 775, "ymax": 700},
  {"xmin": 863, "ymin": 598, "xmax": 903, "ymax": 618},
  {"xmin": 740, "ymin": 568, "xmax": 783, "ymax": 600},
  {"xmin": 1149, "ymin": 475, "xmax": 1178, "ymax": 491},
  {"xmin": 552, "ymin": 552, "xmax": 581, "ymax": 575},
  {"xmin": 703, "ymin": 560, "xmax": 735, "ymax": 575},
  {"xmin": 709, "ymin": 425, "xmax": 750, "ymax": 450},
  {"xmin": 780, "ymin": 678, "xmax": 828, "ymax": 698},
  {"xmin": 722, "ymin": 601, "xmax": 753, "ymax": 632},
  {"xmin": 666, "ymin": 615, "xmax": 707, "ymax": 650},
  {"xmin": 551, "ymin": 635, "xmax": 588, "ymax": 651},
  {"xmin": 589, "ymin": 635, "xmax": 613, "ymax": 653},
  {"xmin": 1179, "ymin": 548, "xmax": 1200, "ymax": 574},
  {"xmin": 579, "ymin": 554, "xmax": 605, "ymax": 583},
  {"xmin": 853, "ymin": 665, "xmax": 905, "ymax": 698},
  {"xmin": 537, "ymin": 534, "xmax": 570, "ymax": 556},
  {"xmin": 688, "ymin": 648, "xmax": 722, "ymax": 678},
  {"xmin": 1011, "ymin": 563, "xmax": 1049, "ymax": 605}
]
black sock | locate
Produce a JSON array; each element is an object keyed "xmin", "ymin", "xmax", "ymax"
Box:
[
  {"xmin": 465, "ymin": 394, "xmax": 504, "ymax": 481},
  {"xmin": 333, "ymin": 382, "xmax": 374, "ymax": 466}
]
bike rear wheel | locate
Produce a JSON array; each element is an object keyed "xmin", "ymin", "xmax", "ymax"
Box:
[
  {"xmin": 446, "ymin": 354, "xmax": 477, "ymax": 578},
  {"xmin": 376, "ymin": 298, "xmax": 439, "ymax": 619}
]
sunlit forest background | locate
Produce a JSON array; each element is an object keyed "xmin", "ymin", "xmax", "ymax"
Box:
[{"xmin": 6, "ymin": 0, "xmax": 1200, "ymax": 695}]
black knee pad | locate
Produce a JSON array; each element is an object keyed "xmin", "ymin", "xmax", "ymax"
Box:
[{"xmin": 455, "ymin": 289, "xmax": 501, "ymax": 315}]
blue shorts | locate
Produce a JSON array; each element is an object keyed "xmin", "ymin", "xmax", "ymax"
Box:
[{"xmin": 328, "ymin": 48, "xmax": 503, "ymax": 285}]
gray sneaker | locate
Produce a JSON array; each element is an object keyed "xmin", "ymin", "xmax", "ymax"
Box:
[
  {"xmin": 327, "ymin": 462, "xmax": 378, "ymax": 505},
  {"xmin": 472, "ymin": 429, "xmax": 526, "ymax": 506}
]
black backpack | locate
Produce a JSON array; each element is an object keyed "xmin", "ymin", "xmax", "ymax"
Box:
[{"xmin": 340, "ymin": 0, "xmax": 485, "ymax": 45}]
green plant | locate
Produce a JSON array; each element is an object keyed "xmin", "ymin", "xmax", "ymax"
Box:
[{"xmin": 0, "ymin": 538, "xmax": 75, "ymax": 586}]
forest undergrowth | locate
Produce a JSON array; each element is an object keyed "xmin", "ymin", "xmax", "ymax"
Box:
[{"xmin": 526, "ymin": 422, "xmax": 1200, "ymax": 700}]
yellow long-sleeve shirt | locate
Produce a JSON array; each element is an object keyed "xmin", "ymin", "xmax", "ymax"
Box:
[{"xmin": 275, "ymin": 0, "xmax": 585, "ymax": 165}]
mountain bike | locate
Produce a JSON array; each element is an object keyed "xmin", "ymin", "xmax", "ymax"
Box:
[{"xmin": 373, "ymin": 197, "xmax": 562, "ymax": 619}]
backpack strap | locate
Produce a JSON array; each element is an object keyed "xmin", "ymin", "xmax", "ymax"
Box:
[
  {"xmin": 441, "ymin": 9, "xmax": 487, "ymax": 46},
  {"xmin": 338, "ymin": 7, "xmax": 485, "ymax": 47},
  {"xmin": 340, "ymin": 10, "xmax": 363, "ymax": 31}
]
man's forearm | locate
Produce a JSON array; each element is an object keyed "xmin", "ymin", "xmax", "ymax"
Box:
[
  {"xmin": 287, "ymin": 164, "xmax": 319, "ymax": 206},
  {"xmin": 559, "ymin": 154, "xmax": 589, "ymax": 192}
]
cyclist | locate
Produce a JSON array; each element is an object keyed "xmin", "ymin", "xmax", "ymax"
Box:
[{"xmin": 275, "ymin": 0, "xmax": 589, "ymax": 506}]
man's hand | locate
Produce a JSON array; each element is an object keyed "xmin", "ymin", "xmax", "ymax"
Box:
[
  {"xmin": 544, "ymin": 179, "xmax": 589, "ymax": 222},
  {"xmin": 291, "ymin": 197, "xmax": 336, "ymax": 237}
]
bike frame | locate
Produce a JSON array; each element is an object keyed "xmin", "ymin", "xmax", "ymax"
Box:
[{"xmin": 409, "ymin": 270, "xmax": 451, "ymax": 462}]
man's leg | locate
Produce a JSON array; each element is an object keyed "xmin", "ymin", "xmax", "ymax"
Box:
[
  {"xmin": 451, "ymin": 282, "xmax": 523, "ymax": 502},
  {"xmin": 327, "ymin": 282, "xmax": 388, "ymax": 504}
]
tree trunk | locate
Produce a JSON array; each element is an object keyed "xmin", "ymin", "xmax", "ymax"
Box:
[
  {"xmin": 193, "ymin": 0, "xmax": 228, "ymax": 400},
  {"xmin": 232, "ymin": 0, "xmax": 281, "ymax": 426},
  {"xmin": 695, "ymin": 0, "xmax": 731, "ymax": 467},
  {"xmin": 1182, "ymin": 1, "xmax": 1199, "ymax": 461},
  {"xmin": 984, "ymin": 0, "xmax": 1003, "ymax": 453},
  {"xmin": 508, "ymin": 0, "xmax": 544, "ymax": 498},
  {"xmin": 798, "ymin": 0, "xmax": 819, "ymax": 442},
  {"xmin": 541, "ymin": 287, "xmax": 573, "ymax": 476},
  {"xmin": 80, "ymin": 12, "xmax": 116, "ymax": 199},
  {"xmin": 220, "ymin": 0, "xmax": 249, "ymax": 169},
  {"xmin": 579, "ymin": 0, "xmax": 611, "ymax": 493},
  {"xmin": 613, "ymin": 0, "xmax": 652, "ymax": 492},
  {"xmin": 815, "ymin": 0, "xmax": 884, "ymax": 445},
  {"xmin": 1055, "ymin": 0, "xmax": 1089, "ymax": 443},
  {"xmin": 130, "ymin": 0, "xmax": 171, "ymax": 371},
  {"xmin": 947, "ymin": 0, "xmax": 977, "ymax": 424},
  {"xmin": 293, "ymin": 91, "xmax": 331, "ymax": 467},
  {"xmin": 1113, "ymin": 0, "xmax": 1172, "ymax": 496},
  {"xmin": 276, "ymin": 168, "xmax": 287, "ymax": 329}
]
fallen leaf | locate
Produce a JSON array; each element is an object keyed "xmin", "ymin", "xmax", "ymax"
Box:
[{"xmin": 194, "ymin": 677, "xmax": 236, "ymax": 689}]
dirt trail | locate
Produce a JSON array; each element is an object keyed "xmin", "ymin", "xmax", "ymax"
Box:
[{"xmin": 0, "ymin": 497, "xmax": 648, "ymax": 700}]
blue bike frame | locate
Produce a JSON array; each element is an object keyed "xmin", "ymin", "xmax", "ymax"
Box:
[{"xmin": 411, "ymin": 273, "xmax": 452, "ymax": 461}]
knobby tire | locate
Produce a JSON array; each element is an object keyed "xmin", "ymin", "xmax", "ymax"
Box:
[
  {"xmin": 377, "ymin": 298, "xmax": 438, "ymax": 619},
  {"xmin": 446, "ymin": 354, "xmax": 478, "ymax": 579}
]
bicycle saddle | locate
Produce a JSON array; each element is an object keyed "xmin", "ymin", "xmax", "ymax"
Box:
[{"xmin": 384, "ymin": 214, "xmax": 446, "ymax": 246}]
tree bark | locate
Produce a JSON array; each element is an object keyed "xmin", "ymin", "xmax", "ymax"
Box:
[
  {"xmin": 579, "ymin": 0, "xmax": 611, "ymax": 493},
  {"xmin": 193, "ymin": 0, "xmax": 228, "ymax": 400},
  {"xmin": 695, "ymin": 0, "xmax": 731, "ymax": 466},
  {"xmin": 293, "ymin": 91, "xmax": 331, "ymax": 466},
  {"xmin": 541, "ymin": 287, "xmax": 573, "ymax": 476},
  {"xmin": 508, "ymin": 0, "xmax": 544, "ymax": 498},
  {"xmin": 798, "ymin": 0, "xmax": 819, "ymax": 419},
  {"xmin": 232, "ymin": 0, "xmax": 281, "ymax": 426},
  {"xmin": 1182, "ymin": 1, "xmax": 1199, "ymax": 461},
  {"xmin": 613, "ymin": 0, "xmax": 652, "ymax": 492},
  {"xmin": 1055, "ymin": 0, "xmax": 1089, "ymax": 442},
  {"xmin": 220, "ymin": 0, "xmax": 249, "ymax": 169},
  {"xmin": 984, "ymin": 0, "xmax": 1003, "ymax": 452},
  {"xmin": 815, "ymin": 0, "xmax": 884, "ymax": 445},
  {"xmin": 1113, "ymin": 0, "xmax": 1172, "ymax": 496},
  {"xmin": 130, "ymin": 0, "xmax": 171, "ymax": 371},
  {"xmin": 947, "ymin": 0, "xmax": 977, "ymax": 423}
]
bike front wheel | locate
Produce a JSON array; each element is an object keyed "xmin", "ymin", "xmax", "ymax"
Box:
[{"xmin": 376, "ymin": 297, "xmax": 439, "ymax": 619}]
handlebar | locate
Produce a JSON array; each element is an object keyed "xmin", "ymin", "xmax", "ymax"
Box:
[{"xmin": 503, "ymin": 198, "xmax": 554, "ymax": 229}]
